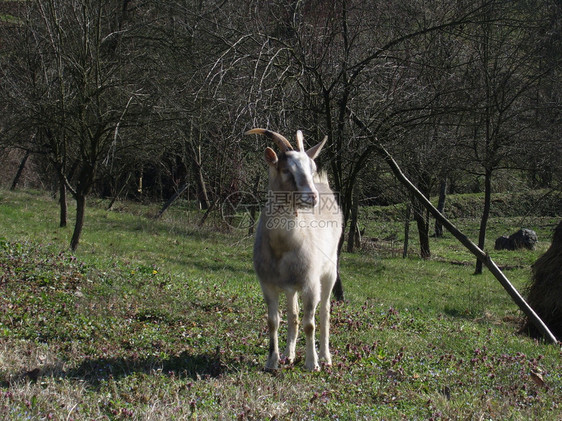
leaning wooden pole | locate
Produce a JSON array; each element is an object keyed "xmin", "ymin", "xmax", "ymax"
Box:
[{"xmin": 348, "ymin": 109, "xmax": 559, "ymax": 344}]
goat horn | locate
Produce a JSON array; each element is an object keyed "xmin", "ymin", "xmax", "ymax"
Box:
[
  {"xmin": 296, "ymin": 130, "xmax": 305, "ymax": 152},
  {"xmin": 245, "ymin": 128, "xmax": 293, "ymax": 152}
]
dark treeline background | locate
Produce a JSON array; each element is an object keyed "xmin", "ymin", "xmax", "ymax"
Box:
[{"xmin": 1, "ymin": 0, "xmax": 560, "ymax": 252}]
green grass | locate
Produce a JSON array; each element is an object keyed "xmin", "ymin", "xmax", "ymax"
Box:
[{"xmin": 0, "ymin": 189, "xmax": 561, "ymax": 419}]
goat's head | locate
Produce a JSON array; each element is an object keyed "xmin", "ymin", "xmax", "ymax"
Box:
[{"xmin": 246, "ymin": 128, "xmax": 328, "ymax": 209}]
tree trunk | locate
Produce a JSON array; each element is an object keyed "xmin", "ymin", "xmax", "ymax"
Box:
[
  {"xmin": 59, "ymin": 180, "xmax": 67, "ymax": 228},
  {"xmin": 475, "ymin": 168, "xmax": 492, "ymax": 274},
  {"xmin": 69, "ymin": 163, "xmax": 94, "ymax": 251},
  {"xmin": 188, "ymin": 141, "xmax": 210, "ymax": 211},
  {"xmin": 56, "ymin": 159, "xmax": 77, "ymax": 228},
  {"xmin": 434, "ymin": 178, "xmax": 447, "ymax": 237},
  {"xmin": 412, "ymin": 197, "xmax": 431, "ymax": 259},
  {"xmin": 248, "ymin": 174, "xmax": 261, "ymax": 236},
  {"xmin": 346, "ymin": 184, "xmax": 360, "ymax": 252},
  {"xmin": 10, "ymin": 150, "xmax": 30, "ymax": 191},
  {"xmin": 70, "ymin": 194, "xmax": 86, "ymax": 251},
  {"xmin": 403, "ymin": 204, "xmax": 411, "ymax": 258},
  {"xmin": 196, "ymin": 165, "xmax": 211, "ymax": 210}
]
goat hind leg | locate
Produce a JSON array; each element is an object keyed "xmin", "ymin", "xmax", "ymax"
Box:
[{"xmin": 283, "ymin": 290, "xmax": 299, "ymax": 364}]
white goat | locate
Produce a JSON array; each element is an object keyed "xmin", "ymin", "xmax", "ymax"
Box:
[{"xmin": 246, "ymin": 128, "xmax": 342, "ymax": 371}]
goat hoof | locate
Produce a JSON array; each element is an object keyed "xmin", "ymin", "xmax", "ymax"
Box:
[
  {"xmin": 280, "ymin": 356, "xmax": 293, "ymax": 365},
  {"xmin": 264, "ymin": 366, "xmax": 280, "ymax": 374},
  {"xmin": 305, "ymin": 362, "xmax": 320, "ymax": 371},
  {"xmin": 320, "ymin": 355, "xmax": 332, "ymax": 366},
  {"xmin": 265, "ymin": 361, "xmax": 278, "ymax": 370}
]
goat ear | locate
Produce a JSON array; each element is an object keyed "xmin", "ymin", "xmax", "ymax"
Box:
[
  {"xmin": 264, "ymin": 147, "xmax": 278, "ymax": 167},
  {"xmin": 306, "ymin": 136, "xmax": 328, "ymax": 160}
]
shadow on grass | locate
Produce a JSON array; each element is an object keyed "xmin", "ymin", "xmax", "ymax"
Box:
[
  {"xmin": 443, "ymin": 306, "xmax": 480, "ymax": 320},
  {"xmin": 6, "ymin": 348, "xmax": 239, "ymax": 389},
  {"xmin": 166, "ymin": 255, "xmax": 255, "ymax": 277}
]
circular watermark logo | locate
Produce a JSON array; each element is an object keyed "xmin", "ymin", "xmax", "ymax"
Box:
[{"xmin": 221, "ymin": 191, "xmax": 260, "ymax": 230}]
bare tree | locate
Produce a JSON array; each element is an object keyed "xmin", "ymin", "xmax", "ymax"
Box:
[
  {"xmin": 2, "ymin": 0, "xmax": 558, "ymax": 259},
  {"xmin": 2, "ymin": 0, "xmax": 158, "ymax": 250},
  {"xmin": 265, "ymin": 0, "xmax": 493, "ymax": 258},
  {"xmin": 451, "ymin": 1, "xmax": 560, "ymax": 273}
]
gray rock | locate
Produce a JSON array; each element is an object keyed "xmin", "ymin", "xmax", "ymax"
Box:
[
  {"xmin": 494, "ymin": 228, "xmax": 538, "ymax": 251},
  {"xmin": 494, "ymin": 235, "xmax": 514, "ymax": 250},
  {"xmin": 510, "ymin": 228, "xmax": 538, "ymax": 250}
]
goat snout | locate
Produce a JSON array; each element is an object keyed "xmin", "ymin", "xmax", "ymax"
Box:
[{"xmin": 296, "ymin": 191, "xmax": 318, "ymax": 208}]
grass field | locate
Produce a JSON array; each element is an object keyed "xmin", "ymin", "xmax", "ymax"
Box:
[{"xmin": 1, "ymin": 189, "xmax": 561, "ymax": 420}]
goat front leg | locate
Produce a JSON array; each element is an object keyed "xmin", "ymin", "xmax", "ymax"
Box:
[
  {"xmin": 263, "ymin": 289, "xmax": 280, "ymax": 371},
  {"xmin": 283, "ymin": 290, "xmax": 299, "ymax": 364},
  {"xmin": 302, "ymin": 290, "xmax": 320, "ymax": 371}
]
